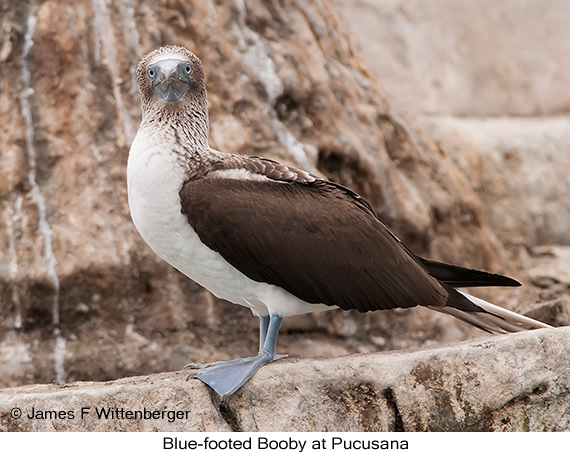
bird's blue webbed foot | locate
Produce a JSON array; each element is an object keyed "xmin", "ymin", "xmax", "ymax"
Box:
[
  {"xmin": 184, "ymin": 314, "xmax": 284, "ymax": 397},
  {"xmin": 186, "ymin": 352, "xmax": 278, "ymax": 397}
]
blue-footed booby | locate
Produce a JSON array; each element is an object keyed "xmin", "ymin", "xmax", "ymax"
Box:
[{"xmin": 127, "ymin": 46, "xmax": 551, "ymax": 397}]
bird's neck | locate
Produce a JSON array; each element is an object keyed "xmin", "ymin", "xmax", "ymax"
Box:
[{"xmin": 142, "ymin": 98, "xmax": 210, "ymax": 152}]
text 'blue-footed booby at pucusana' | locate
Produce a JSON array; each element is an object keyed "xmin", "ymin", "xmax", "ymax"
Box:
[{"xmin": 127, "ymin": 46, "xmax": 552, "ymax": 397}]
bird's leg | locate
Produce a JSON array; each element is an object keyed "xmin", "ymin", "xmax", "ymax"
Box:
[
  {"xmin": 184, "ymin": 314, "xmax": 285, "ymax": 397},
  {"xmin": 259, "ymin": 314, "xmax": 270, "ymax": 352},
  {"xmin": 258, "ymin": 314, "xmax": 287, "ymax": 360}
]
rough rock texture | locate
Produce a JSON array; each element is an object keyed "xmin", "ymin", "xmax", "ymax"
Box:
[
  {"xmin": 335, "ymin": 0, "xmax": 570, "ymax": 116},
  {"xmin": 528, "ymin": 247, "xmax": 570, "ymax": 289},
  {"xmin": 0, "ymin": 0, "xmax": 516, "ymax": 389},
  {"xmin": 417, "ymin": 115, "xmax": 570, "ymax": 247},
  {"xmin": 1, "ymin": 326, "xmax": 569, "ymax": 432}
]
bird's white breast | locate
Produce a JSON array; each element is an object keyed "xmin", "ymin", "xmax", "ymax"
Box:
[{"xmin": 127, "ymin": 126, "xmax": 333, "ymax": 317}]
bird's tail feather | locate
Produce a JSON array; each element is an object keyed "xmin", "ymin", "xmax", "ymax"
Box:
[{"xmin": 429, "ymin": 289, "xmax": 553, "ymax": 334}]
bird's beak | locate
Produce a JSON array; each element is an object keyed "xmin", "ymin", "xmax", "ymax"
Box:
[{"xmin": 148, "ymin": 59, "xmax": 191, "ymax": 103}]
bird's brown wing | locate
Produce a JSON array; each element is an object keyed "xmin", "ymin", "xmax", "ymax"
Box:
[{"xmin": 180, "ymin": 174, "xmax": 449, "ymax": 313}]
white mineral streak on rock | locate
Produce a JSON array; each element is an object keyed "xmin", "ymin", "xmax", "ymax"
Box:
[
  {"xmin": 20, "ymin": 3, "xmax": 66, "ymax": 384},
  {"xmin": 91, "ymin": 0, "xmax": 136, "ymax": 147}
]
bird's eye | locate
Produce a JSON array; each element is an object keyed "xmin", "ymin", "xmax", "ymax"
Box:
[
  {"xmin": 184, "ymin": 64, "xmax": 192, "ymax": 75},
  {"xmin": 147, "ymin": 68, "xmax": 155, "ymax": 79}
]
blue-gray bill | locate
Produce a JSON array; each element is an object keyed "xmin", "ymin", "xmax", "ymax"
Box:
[{"xmin": 148, "ymin": 58, "xmax": 191, "ymax": 103}]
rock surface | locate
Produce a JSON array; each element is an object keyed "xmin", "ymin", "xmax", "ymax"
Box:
[
  {"xmin": 417, "ymin": 115, "xmax": 570, "ymax": 247},
  {"xmin": 1, "ymin": 326, "xmax": 568, "ymax": 432},
  {"xmin": 0, "ymin": 0, "xmax": 512, "ymax": 388},
  {"xmin": 335, "ymin": 0, "xmax": 570, "ymax": 116}
]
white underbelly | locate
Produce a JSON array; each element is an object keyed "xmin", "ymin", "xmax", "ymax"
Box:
[{"xmin": 127, "ymin": 142, "xmax": 333, "ymax": 317}]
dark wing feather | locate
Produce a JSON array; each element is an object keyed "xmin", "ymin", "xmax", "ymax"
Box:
[
  {"xmin": 180, "ymin": 176, "xmax": 449, "ymax": 312},
  {"xmin": 420, "ymin": 258, "xmax": 521, "ymax": 288}
]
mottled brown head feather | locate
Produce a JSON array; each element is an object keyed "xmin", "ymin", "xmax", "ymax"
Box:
[
  {"xmin": 135, "ymin": 45, "xmax": 210, "ymax": 153},
  {"xmin": 136, "ymin": 46, "xmax": 208, "ymax": 119}
]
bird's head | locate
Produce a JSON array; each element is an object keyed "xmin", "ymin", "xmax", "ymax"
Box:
[{"xmin": 136, "ymin": 46, "xmax": 207, "ymax": 116}]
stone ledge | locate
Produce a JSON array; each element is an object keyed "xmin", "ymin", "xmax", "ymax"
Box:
[{"xmin": 1, "ymin": 326, "xmax": 568, "ymax": 432}]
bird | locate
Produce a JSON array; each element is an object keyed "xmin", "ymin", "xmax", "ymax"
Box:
[{"xmin": 127, "ymin": 45, "xmax": 551, "ymax": 398}]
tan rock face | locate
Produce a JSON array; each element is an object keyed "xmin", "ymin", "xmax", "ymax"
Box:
[
  {"xmin": 418, "ymin": 115, "xmax": 570, "ymax": 248},
  {"xmin": 335, "ymin": 0, "xmax": 570, "ymax": 116},
  {"xmin": 0, "ymin": 0, "xmax": 512, "ymax": 388}
]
